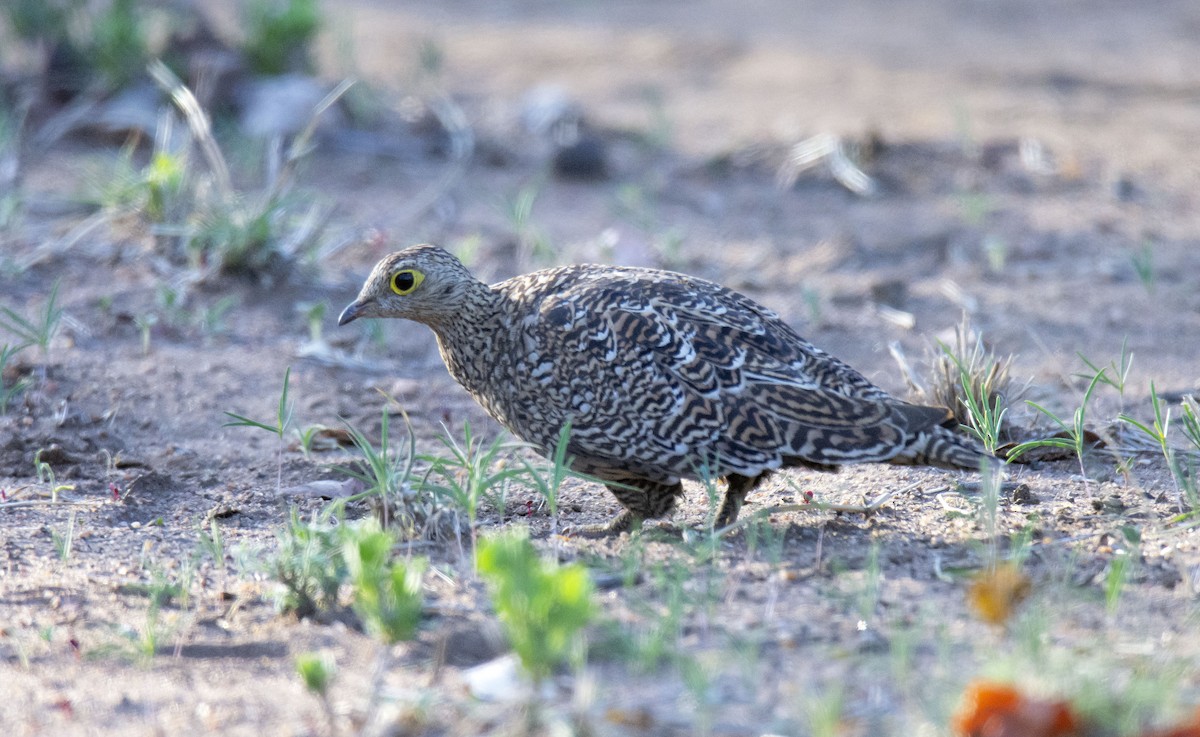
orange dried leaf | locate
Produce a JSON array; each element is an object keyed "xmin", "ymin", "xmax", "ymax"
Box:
[
  {"xmin": 968, "ymin": 564, "xmax": 1032, "ymax": 625},
  {"xmin": 952, "ymin": 680, "xmax": 1081, "ymax": 737},
  {"xmin": 953, "ymin": 682, "xmax": 1021, "ymax": 735}
]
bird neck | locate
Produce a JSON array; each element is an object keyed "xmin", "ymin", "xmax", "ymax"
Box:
[{"xmin": 428, "ymin": 287, "xmax": 507, "ymax": 394}]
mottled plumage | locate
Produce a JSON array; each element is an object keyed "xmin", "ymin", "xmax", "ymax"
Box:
[{"xmin": 339, "ymin": 245, "xmax": 988, "ymax": 533}]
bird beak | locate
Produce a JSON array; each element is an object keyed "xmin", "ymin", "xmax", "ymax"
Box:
[{"xmin": 337, "ymin": 298, "xmax": 371, "ymax": 326}]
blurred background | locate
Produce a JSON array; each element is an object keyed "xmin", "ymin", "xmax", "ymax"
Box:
[
  {"xmin": 6, "ymin": 0, "xmax": 1198, "ymax": 373},
  {"xmin": 4, "ymin": 3, "xmax": 1200, "ymax": 735}
]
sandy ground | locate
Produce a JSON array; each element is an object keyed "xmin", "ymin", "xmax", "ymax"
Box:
[{"xmin": 2, "ymin": 1, "xmax": 1200, "ymax": 735}]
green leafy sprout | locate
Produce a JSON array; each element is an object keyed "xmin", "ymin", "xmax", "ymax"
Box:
[
  {"xmin": 1007, "ymin": 368, "xmax": 1108, "ymax": 489},
  {"xmin": 477, "ymin": 529, "xmax": 595, "ymax": 685},
  {"xmin": 0, "ymin": 278, "xmax": 63, "ymax": 360},
  {"xmin": 223, "ymin": 365, "xmax": 295, "ymax": 494},
  {"xmin": 341, "ymin": 520, "xmax": 426, "ymax": 644}
]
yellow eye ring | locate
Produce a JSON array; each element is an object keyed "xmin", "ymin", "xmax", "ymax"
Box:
[{"xmin": 390, "ymin": 269, "xmax": 425, "ymax": 295}]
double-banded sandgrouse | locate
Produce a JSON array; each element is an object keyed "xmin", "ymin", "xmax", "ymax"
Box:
[{"xmin": 339, "ymin": 245, "xmax": 987, "ymax": 533}]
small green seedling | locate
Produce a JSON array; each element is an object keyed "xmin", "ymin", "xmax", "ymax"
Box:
[
  {"xmin": 90, "ymin": 0, "xmax": 147, "ymax": 89},
  {"xmin": 52, "ymin": 509, "xmax": 77, "ymax": 562},
  {"xmin": 425, "ymin": 423, "xmax": 523, "ymax": 566},
  {"xmin": 0, "ymin": 342, "xmax": 31, "ymax": 413},
  {"xmin": 677, "ymin": 655, "xmax": 716, "ymax": 734},
  {"xmin": 197, "ymin": 517, "xmax": 225, "ymax": 567},
  {"xmin": 338, "ymin": 406, "xmax": 433, "ymax": 536},
  {"xmin": 1007, "ymin": 368, "xmax": 1107, "ymax": 489},
  {"xmin": 1121, "ymin": 386, "xmax": 1200, "ymax": 513},
  {"xmin": 111, "ymin": 566, "xmax": 187, "ymax": 663},
  {"xmin": 1077, "ymin": 338, "xmax": 1133, "ymax": 405},
  {"xmin": 341, "ymin": 521, "xmax": 425, "ymax": 644},
  {"xmin": 1180, "ymin": 396, "xmax": 1200, "ymax": 454},
  {"xmin": 1104, "ymin": 528, "xmax": 1139, "ymax": 615},
  {"xmin": 296, "ymin": 650, "xmax": 336, "ymax": 695},
  {"xmin": 619, "ymin": 557, "xmax": 690, "ymax": 672},
  {"xmin": 197, "ymin": 296, "xmax": 238, "ymax": 335},
  {"xmin": 141, "ymin": 150, "xmax": 187, "ymax": 222},
  {"xmin": 499, "ymin": 182, "xmax": 552, "ymax": 267},
  {"xmin": 303, "ymin": 302, "xmax": 326, "ymax": 345},
  {"xmin": 477, "ymin": 529, "xmax": 595, "ymax": 685},
  {"xmin": 942, "ymin": 344, "xmax": 1009, "ymax": 455},
  {"xmin": 296, "ymin": 650, "xmax": 338, "ymax": 733},
  {"xmin": 803, "ymin": 681, "xmax": 847, "ymax": 737},
  {"xmin": 744, "ymin": 513, "xmax": 788, "ymax": 567},
  {"xmin": 0, "ymin": 279, "xmax": 63, "ymax": 360},
  {"xmin": 140, "ymin": 567, "xmax": 186, "ymax": 611},
  {"xmin": 271, "ymin": 509, "xmax": 346, "ymax": 617},
  {"xmin": 971, "ymin": 456, "xmax": 1009, "ymax": 571},
  {"xmin": 931, "ymin": 322, "xmax": 1017, "ymax": 454},
  {"xmin": 242, "ymin": 0, "xmax": 321, "ymax": 75},
  {"xmin": 34, "ymin": 449, "xmax": 75, "ymax": 502},
  {"xmin": 1119, "ymin": 382, "xmax": 1171, "ymax": 467},
  {"xmin": 224, "ymin": 366, "xmax": 295, "ymax": 493},
  {"xmin": 1131, "ymin": 241, "xmax": 1155, "ymax": 295},
  {"xmin": 854, "ymin": 541, "xmax": 884, "ymax": 624},
  {"xmin": 294, "ymin": 423, "xmax": 327, "ymax": 459}
]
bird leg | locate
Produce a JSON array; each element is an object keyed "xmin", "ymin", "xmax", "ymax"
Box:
[
  {"xmin": 565, "ymin": 480, "xmax": 682, "ymax": 537},
  {"xmin": 715, "ymin": 472, "xmax": 769, "ymax": 528}
]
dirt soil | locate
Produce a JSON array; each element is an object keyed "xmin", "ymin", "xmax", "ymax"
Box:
[{"xmin": 3, "ymin": 1, "xmax": 1200, "ymax": 735}]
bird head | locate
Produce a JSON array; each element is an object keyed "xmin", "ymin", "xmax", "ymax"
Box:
[{"xmin": 338, "ymin": 245, "xmax": 486, "ymax": 328}]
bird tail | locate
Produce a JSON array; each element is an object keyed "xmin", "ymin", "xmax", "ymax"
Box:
[{"xmin": 890, "ymin": 424, "xmax": 993, "ymax": 470}]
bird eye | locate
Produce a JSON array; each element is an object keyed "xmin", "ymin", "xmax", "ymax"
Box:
[{"xmin": 390, "ymin": 269, "xmax": 425, "ymax": 295}]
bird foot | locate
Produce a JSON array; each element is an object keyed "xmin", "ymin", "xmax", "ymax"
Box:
[
  {"xmin": 564, "ymin": 510, "xmax": 642, "ymax": 538},
  {"xmin": 714, "ymin": 495, "xmax": 746, "ymax": 529}
]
